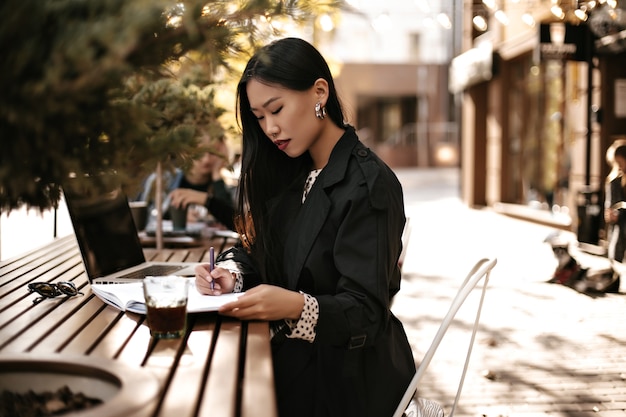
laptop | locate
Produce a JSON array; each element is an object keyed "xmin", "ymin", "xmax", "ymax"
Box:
[{"xmin": 63, "ymin": 178, "xmax": 197, "ymax": 284}]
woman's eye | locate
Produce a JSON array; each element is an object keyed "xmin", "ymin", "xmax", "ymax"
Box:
[{"xmin": 271, "ymin": 106, "xmax": 282, "ymax": 115}]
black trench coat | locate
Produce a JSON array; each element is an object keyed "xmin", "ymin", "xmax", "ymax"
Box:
[{"xmin": 224, "ymin": 128, "xmax": 415, "ymax": 417}]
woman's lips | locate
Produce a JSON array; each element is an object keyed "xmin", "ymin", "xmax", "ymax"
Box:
[{"xmin": 274, "ymin": 139, "xmax": 290, "ymax": 151}]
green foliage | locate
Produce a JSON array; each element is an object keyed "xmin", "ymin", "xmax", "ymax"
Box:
[{"xmin": 0, "ymin": 0, "xmax": 342, "ymax": 212}]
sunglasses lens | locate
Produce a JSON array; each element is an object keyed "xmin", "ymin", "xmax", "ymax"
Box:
[
  {"xmin": 57, "ymin": 282, "xmax": 79, "ymax": 296},
  {"xmin": 28, "ymin": 282, "xmax": 60, "ymax": 298}
]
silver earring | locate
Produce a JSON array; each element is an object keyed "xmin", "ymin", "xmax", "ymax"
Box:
[{"xmin": 315, "ymin": 102, "xmax": 327, "ymax": 120}]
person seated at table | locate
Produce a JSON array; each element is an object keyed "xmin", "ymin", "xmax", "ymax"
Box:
[
  {"xmin": 135, "ymin": 133, "xmax": 236, "ymax": 231},
  {"xmin": 194, "ymin": 37, "xmax": 415, "ymax": 417}
]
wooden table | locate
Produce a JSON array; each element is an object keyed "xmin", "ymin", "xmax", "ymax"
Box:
[
  {"xmin": 138, "ymin": 225, "xmax": 240, "ymax": 252},
  {"xmin": 0, "ymin": 235, "xmax": 277, "ymax": 417}
]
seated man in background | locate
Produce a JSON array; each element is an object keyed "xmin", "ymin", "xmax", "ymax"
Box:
[{"xmin": 136, "ymin": 134, "xmax": 236, "ymax": 231}]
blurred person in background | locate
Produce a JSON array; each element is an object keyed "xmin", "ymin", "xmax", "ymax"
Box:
[{"xmin": 136, "ymin": 133, "xmax": 236, "ymax": 231}]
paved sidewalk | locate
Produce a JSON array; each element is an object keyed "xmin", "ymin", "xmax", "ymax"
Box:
[{"xmin": 392, "ymin": 168, "xmax": 626, "ymax": 417}]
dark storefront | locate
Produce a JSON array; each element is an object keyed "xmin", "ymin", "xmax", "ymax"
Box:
[{"xmin": 459, "ymin": 1, "xmax": 626, "ymax": 246}]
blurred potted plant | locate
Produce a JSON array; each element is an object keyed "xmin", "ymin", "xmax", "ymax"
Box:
[{"xmin": 0, "ymin": 0, "xmax": 341, "ymax": 248}]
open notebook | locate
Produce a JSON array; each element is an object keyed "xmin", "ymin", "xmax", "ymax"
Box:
[{"xmin": 91, "ymin": 280, "xmax": 243, "ymax": 314}]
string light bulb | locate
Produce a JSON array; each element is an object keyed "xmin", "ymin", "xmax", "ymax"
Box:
[
  {"xmin": 482, "ymin": 0, "xmax": 497, "ymax": 11},
  {"xmin": 574, "ymin": 8, "xmax": 589, "ymax": 20},
  {"xmin": 495, "ymin": 9, "xmax": 510, "ymax": 25},
  {"xmin": 551, "ymin": 5, "xmax": 566, "ymax": 19},
  {"xmin": 473, "ymin": 15, "xmax": 488, "ymax": 31},
  {"xmin": 522, "ymin": 11, "xmax": 536, "ymax": 26}
]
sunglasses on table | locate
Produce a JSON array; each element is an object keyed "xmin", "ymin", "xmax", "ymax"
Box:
[{"xmin": 28, "ymin": 281, "xmax": 84, "ymax": 304}]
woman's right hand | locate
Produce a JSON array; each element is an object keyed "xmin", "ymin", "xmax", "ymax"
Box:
[{"xmin": 195, "ymin": 264, "xmax": 236, "ymax": 295}]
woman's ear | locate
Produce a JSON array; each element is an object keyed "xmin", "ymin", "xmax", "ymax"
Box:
[{"xmin": 313, "ymin": 78, "xmax": 329, "ymax": 105}]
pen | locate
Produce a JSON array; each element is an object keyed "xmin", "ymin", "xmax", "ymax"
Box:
[{"xmin": 209, "ymin": 246, "xmax": 215, "ymax": 291}]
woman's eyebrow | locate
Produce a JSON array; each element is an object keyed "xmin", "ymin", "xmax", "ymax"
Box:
[{"xmin": 250, "ymin": 97, "xmax": 280, "ymax": 111}]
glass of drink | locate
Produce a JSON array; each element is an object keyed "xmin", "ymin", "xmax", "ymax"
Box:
[{"xmin": 143, "ymin": 276, "xmax": 189, "ymax": 339}]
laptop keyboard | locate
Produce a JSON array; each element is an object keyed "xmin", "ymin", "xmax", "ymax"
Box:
[{"xmin": 118, "ymin": 264, "xmax": 188, "ymax": 279}]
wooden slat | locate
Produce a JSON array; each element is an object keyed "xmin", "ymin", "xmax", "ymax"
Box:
[
  {"xmin": 166, "ymin": 249, "xmax": 193, "ymax": 263},
  {"xmin": 241, "ymin": 321, "xmax": 278, "ymax": 417},
  {"xmin": 155, "ymin": 315, "xmax": 218, "ymax": 417},
  {"xmin": 183, "ymin": 248, "xmax": 208, "ymax": 262},
  {"xmin": 115, "ymin": 315, "xmax": 153, "ymax": 366},
  {"xmin": 148, "ymin": 249, "xmax": 178, "ymax": 262},
  {"xmin": 0, "ymin": 282, "xmax": 90, "ymax": 354},
  {"xmin": 33, "ymin": 295, "xmax": 108, "ymax": 354},
  {"xmin": 196, "ymin": 317, "xmax": 242, "ymax": 417},
  {"xmin": 142, "ymin": 238, "xmax": 236, "ymax": 264},
  {"xmin": 88, "ymin": 310, "xmax": 146, "ymax": 359},
  {"xmin": 143, "ymin": 248, "xmax": 158, "ymax": 260}
]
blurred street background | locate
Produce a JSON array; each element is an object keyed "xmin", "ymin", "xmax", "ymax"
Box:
[{"xmin": 393, "ymin": 167, "xmax": 626, "ymax": 417}]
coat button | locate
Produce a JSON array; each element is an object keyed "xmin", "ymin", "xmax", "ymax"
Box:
[{"xmin": 357, "ymin": 149, "xmax": 368, "ymax": 157}]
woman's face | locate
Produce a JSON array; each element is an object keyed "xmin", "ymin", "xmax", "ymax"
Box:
[
  {"xmin": 189, "ymin": 137, "xmax": 227, "ymax": 178},
  {"xmin": 246, "ymin": 79, "xmax": 322, "ymax": 159},
  {"xmin": 191, "ymin": 150, "xmax": 218, "ymax": 176}
]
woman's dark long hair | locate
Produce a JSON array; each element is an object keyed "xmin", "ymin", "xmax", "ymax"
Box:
[{"xmin": 235, "ymin": 37, "xmax": 346, "ymax": 263}]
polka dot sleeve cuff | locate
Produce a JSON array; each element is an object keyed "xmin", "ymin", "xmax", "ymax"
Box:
[
  {"xmin": 285, "ymin": 292, "xmax": 319, "ymax": 343},
  {"xmin": 215, "ymin": 259, "xmax": 244, "ymax": 293}
]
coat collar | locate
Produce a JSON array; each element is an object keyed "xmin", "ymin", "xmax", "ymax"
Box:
[{"xmin": 318, "ymin": 126, "xmax": 358, "ymax": 190}]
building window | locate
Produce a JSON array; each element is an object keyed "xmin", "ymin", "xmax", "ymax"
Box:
[{"xmin": 356, "ymin": 96, "xmax": 418, "ymax": 145}]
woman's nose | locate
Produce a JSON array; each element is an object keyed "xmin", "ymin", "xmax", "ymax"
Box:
[{"xmin": 264, "ymin": 118, "xmax": 279, "ymax": 138}]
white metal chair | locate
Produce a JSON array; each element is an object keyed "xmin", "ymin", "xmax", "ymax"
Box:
[{"xmin": 393, "ymin": 257, "xmax": 498, "ymax": 417}]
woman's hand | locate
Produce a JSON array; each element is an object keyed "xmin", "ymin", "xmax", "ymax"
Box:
[
  {"xmin": 218, "ymin": 284, "xmax": 304, "ymax": 321},
  {"xmin": 195, "ymin": 264, "xmax": 236, "ymax": 295},
  {"xmin": 170, "ymin": 189, "xmax": 208, "ymax": 210}
]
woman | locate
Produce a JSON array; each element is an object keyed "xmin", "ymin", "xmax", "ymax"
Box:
[
  {"xmin": 605, "ymin": 142, "xmax": 626, "ymax": 262},
  {"xmin": 195, "ymin": 37, "xmax": 415, "ymax": 417}
]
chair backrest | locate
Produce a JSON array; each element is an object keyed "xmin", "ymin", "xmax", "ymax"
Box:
[{"xmin": 393, "ymin": 257, "xmax": 497, "ymax": 417}]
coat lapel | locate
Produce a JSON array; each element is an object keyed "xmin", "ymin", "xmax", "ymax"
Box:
[
  {"xmin": 283, "ymin": 175, "xmax": 331, "ymax": 289},
  {"xmin": 282, "ymin": 128, "xmax": 359, "ymax": 290}
]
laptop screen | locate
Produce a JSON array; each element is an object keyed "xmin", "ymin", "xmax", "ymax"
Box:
[{"xmin": 64, "ymin": 180, "xmax": 146, "ymax": 281}]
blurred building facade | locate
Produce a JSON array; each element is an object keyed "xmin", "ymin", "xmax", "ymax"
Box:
[
  {"xmin": 318, "ymin": 0, "xmax": 626, "ymax": 245},
  {"xmin": 314, "ymin": 0, "xmax": 461, "ymax": 168},
  {"xmin": 455, "ymin": 0, "xmax": 626, "ymax": 245}
]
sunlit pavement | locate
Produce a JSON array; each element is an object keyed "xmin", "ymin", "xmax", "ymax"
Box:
[{"xmin": 393, "ymin": 167, "xmax": 626, "ymax": 417}]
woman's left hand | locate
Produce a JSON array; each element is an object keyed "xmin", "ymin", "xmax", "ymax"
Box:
[{"xmin": 218, "ymin": 284, "xmax": 304, "ymax": 321}]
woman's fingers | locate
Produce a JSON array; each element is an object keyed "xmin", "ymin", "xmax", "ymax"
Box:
[
  {"xmin": 195, "ymin": 265, "xmax": 233, "ymax": 295},
  {"xmin": 217, "ymin": 285, "xmax": 303, "ymax": 321}
]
